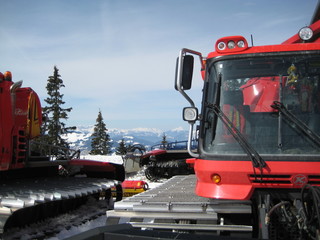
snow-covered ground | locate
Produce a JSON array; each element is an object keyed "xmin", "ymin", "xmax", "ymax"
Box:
[{"xmin": 80, "ymin": 154, "xmax": 124, "ymax": 165}]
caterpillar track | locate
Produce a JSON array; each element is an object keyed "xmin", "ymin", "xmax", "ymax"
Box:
[
  {"xmin": 4, "ymin": 196, "xmax": 110, "ymax": 240},
  {"xmin": 0, "ymin": 176, "xmax": 122, "ymax": 235},
  {"xmin": 144, "ymin": 157, "xmax": 193, "ymax": 181},
  {"xmin": 140, "ymin": 143, "xmax": 195, "ymax": 181}
]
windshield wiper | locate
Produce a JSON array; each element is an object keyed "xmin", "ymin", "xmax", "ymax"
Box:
[
  {"xmin": 271, "ymin": 101, "xmax": 320, "ymax": 148},
  {"xmin": 206, "ymin": 102, "xmax": 266, "ymax": 169}
]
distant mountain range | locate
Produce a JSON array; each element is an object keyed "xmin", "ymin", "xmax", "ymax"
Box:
[{"xmin": 65, "ymin": 126, "xmax": 189, "ymax": 154}]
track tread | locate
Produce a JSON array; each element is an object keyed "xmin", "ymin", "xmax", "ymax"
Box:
[{"xmin": 0, "ymin": 176, "xmax": 120, "ymax": 233}]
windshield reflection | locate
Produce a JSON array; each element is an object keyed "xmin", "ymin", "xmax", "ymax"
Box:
[{"xmin": 203, "ymin": 55, "xmax": 320, "ymax": 155}]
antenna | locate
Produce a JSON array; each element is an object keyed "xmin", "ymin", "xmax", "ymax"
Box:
[
  {"xmin": 310, "ymin": 0, "xmax": 320, "ymax": 24},
  {"xmin": 250, "ymin": 34, "xmax": 254, "ymax": 46}
]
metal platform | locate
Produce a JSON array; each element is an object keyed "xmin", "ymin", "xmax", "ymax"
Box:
[{"xmin": 106, "ymin": 175, "xmax": 253, "ymax": 235}]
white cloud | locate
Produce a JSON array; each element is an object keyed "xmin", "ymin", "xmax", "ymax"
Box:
[{"xmin": 0, "ymin": 0, "xmax": 317, "ymax": 130}]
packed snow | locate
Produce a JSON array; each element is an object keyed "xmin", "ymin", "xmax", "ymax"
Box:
[{"xmin": 80, "ymin": 154, "xmax": 124, "ymax": 165}]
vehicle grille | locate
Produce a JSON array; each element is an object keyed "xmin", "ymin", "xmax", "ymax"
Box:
[
  {"xmin": 249, "ymin": 174, "xmax": 320, "ymax": 184},
  {"xmin": 308, "ymin": 175, "xmax": 320, "ymax": 184}
]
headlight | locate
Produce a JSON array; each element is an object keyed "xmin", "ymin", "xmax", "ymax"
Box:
[
  {"xmin": 215, "ymin": 36, "xmax": 248, "ymax": 52},
  {"xmin": 217, "ymin": 41, "xmax": 226, "ymax": 51},
  {"xmin": 237, "ymin": 40, "xmax": 245, "ymax": 48},
  {"xmin": 227, "ymin": 41, "xmax": 236, "ymax": 49},
  {"xmin": 183, "ymin": 107, "xmax": 198, "ymax": 122},
  {"xmin": 299, "ymin": 27, "xmax": 313, "ymax": 41}
]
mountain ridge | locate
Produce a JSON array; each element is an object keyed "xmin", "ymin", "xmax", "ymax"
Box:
[{"xmin": 65, "ymin": 126, "xmax": 189, "ymax": 154}]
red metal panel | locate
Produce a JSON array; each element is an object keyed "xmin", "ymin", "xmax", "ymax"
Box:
[
  {"xmin": 193, "ymin": 159, "xmax": 320, "ymax": 200},
  {"xmin": 0, "ymin": 80, "xmax": 14, "ymax": 170}
]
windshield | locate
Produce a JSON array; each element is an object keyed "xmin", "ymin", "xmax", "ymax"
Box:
[{"xmin": 202, "ymin": 54, "xmax": 320, "ymax": 156}]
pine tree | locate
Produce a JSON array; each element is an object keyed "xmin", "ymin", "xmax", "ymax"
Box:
[
  {"xmin": 90, "ymin": 110, "xmax": 111, "ymax": 155},
  {"xmin": 161, "ymin": 133, "xmax": 168, "ymax": 149},
  {"xmin": 42, "ymin": 66, "xmax": 75, "ymax": 151},
  {"xmin": 116, "ymin": 139, "xmax": 129, "ymax": 155}
]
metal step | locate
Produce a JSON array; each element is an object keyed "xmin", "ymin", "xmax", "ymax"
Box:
[{"xmin": 106, "ymin": 175, "xmax": 253, "ymax": 234}]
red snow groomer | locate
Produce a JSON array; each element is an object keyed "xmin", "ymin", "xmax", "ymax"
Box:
[
  {"xmin": 0, "ymin": 71, "xmax": 124, "ymax": 235},
  {"xmin": 175, "ymin": 4, "xmax": 320, "ymax": 239},
  {"xmin": 139, "ymin": 141, "xmax": 195, "ymax": 181}
]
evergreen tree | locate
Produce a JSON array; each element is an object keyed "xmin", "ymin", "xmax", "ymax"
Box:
[
  {"xmin": 42, "ymin": 66, "xmax": 75, "ymax": 151},
  {"xmin": 116, "ymin": 139, "xmax": 129, "ymax": 155},
  {"xmin": 161, "ymin": 133, "xmax": 168, "ymax": 149},
  {"xmin": 90, "ymin": 110, "xmax": 111, "ymax": 155}
]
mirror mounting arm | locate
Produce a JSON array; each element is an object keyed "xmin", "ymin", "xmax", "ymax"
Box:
[
  {"xmin": 175, "ymin": 48, "xmax": 203, "ymax": 159},
  {"xmin": 175, "ymin": 48, "xmax": 203, "ymax": 107}
]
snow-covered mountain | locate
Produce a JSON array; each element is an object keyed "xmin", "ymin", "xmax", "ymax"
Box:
[{"xmin": 65, "ymin": 126, "xmax": 189, "ymax": 154}]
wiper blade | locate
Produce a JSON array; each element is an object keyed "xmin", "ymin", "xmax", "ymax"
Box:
[
  {"xmin": 271, "ymin": 101, "xmax": 320, "ymax": 148},
  {"xmin": 206, "ymin": 103, "xmax": 266, "ymax": 168}
]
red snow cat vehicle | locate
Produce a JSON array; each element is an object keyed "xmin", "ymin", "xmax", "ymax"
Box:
[
  {"xmin": 0, "ymin": 71, "xmax": 124, "ymax": 236},
  {"xmin": 174, "ymin": 3, "xmax": 320, "ymax": 240}
]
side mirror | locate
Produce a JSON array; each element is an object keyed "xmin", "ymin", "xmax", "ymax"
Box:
[
  {"xmin": 175, "ymin": 55, "xmax": 194, "ymax": 91},
  {"xmin": 181, "ymin": 55, "xmax": 194, "ymax": 90}
]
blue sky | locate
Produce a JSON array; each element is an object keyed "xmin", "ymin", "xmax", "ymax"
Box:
[{"xmin": 0, "ymin": 0, "xmax": 317, "ymax": 131}]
